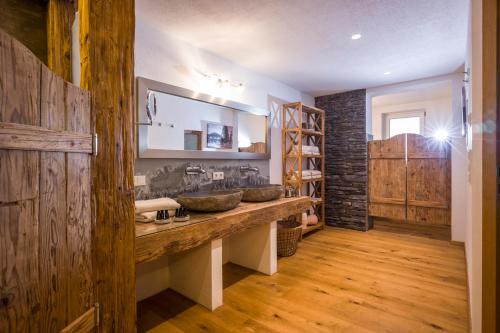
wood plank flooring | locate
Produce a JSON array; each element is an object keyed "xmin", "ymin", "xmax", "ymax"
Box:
[
  {"xmin": 373, "ymin": 219, "xmax": 452, "ymax": 241},
  {"xmin": 137, "ymin": 227, "xmax": 469, "ymax": 333}
]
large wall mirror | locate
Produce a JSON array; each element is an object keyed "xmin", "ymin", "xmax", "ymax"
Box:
[{"xmin": 137, "ymin": 77, "xmax": 271, "ymax": 159}]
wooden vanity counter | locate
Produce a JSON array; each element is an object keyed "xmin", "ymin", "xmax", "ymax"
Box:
[{"xmin": 135, "ymin": 196, "xmax": 311, "ymax": 264}]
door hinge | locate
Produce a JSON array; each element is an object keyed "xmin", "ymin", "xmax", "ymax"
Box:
[
  {"xmin": 94, "ymin": 302, "xmax": 100, "ymax": 326},
  {"xmin": 92, "ymin": 133, "xmax": 99, "ymax": 156}
]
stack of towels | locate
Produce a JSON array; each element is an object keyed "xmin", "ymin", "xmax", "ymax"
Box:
[
  {"xmin": 288, "ymin": 145, "xmax": 320, "ymax": 155},
  {"xmin": 301, "ymin": 169, "xmax": 322, "ymax": 180},
  {"xmin": 301, "ymin": 145, "xmax": 320, "ymax": 155},
  {"xmin": 287, "ymin": 169, "xmax": 322, "ymax": 181},
  {"xmin": 135, "ymin": 197, "xmax": 181, "ymax": 223}
]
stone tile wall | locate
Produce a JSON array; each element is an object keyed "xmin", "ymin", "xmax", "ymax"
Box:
[
  {"xmin": 134, "ymin": 159, "xmax": 270, "ymax": 200},
  {"xmin": 315, "ymin": 89, "xmax": 369, "ymax": 231}
]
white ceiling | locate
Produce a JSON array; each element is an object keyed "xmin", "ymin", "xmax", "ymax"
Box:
[{"xmin": 136, "ymin": 0, "xmax": 469, "ymax": 96}]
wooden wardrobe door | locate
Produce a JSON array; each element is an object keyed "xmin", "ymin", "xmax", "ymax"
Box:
[{"xmin": 0, "ymin": 29, "xmax": 97, "ymax": 333}]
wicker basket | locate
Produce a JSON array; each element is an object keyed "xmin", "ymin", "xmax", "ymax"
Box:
[{"xmin": 277, "ymin": 218, "xmax": 303, "ymax": 257}]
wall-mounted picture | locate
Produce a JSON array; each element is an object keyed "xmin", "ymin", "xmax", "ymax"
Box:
[{"xmin": 207, "ymin": 122, "xmax": 233, "ymax": 149}]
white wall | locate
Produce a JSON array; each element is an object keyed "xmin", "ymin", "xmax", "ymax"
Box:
[
  {"xmin": 367, "ymin": 74, "xmax": 468, "ymax": 244},
  {"xmin": 135, "ymin": 15, "xmax": 314, "ymax": 184},
  {"xmin": 465, "ymin": 0, "xmax": 482, "ymax": 330},
  {"xmin": 372, "ymin": 97, "xmax": 453, "ymax": 140}
]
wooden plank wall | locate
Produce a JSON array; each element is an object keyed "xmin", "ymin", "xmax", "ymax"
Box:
[
  {"xmin": 78, "ymin": 0, "xmax": 137, "ymax": 331},
  {"xmin": 368, "ymin": 133, "xmax": 451, "ymax": 225},
  {"xmin": 0, "ymin": 29, "xmax": 93, "ymax": 332}
]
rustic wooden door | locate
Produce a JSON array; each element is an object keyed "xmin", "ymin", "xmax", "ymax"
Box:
[
  {"xmin": 367, "ymin": 133, "xmax": 451, "ymax": 225},
  {"xmin": 0, "ymin": 30, "xmax": 97, "ymax": 332},
  {"xmin": 406, "ymin": 134, "xmax": 451, "ymax": 225},
  {"xmin": 367, "ymin": 134, "xmax": 407, "ymax": 221}
]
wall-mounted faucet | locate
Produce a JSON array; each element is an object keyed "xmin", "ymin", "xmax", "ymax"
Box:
[
  {"xmin": 186, "ymin": 166, "xmax": 206, "ymax": 175},
  {"xmin": 240, "ymin": 165, "xmax": 259, "ymax": 174}
]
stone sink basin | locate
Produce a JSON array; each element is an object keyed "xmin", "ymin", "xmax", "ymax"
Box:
[
  {"xmin": 238, "ymin": 184, "xmax": 284, "ymax": 202},
  {"xmin": 176, "ymin": 190, "xmax": 243, "ymax": 212}
]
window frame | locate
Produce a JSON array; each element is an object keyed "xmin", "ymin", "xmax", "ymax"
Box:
[{"xmin": 382, "ymin": 109, "xmax": 426, "ymax": 139}]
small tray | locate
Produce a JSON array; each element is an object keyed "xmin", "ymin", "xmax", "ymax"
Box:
[{"xmin": 174, "ymin": 215, "xmax": 190, "ymax": 222}]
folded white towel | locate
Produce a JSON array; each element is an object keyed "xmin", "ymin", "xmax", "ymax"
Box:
[
  {"xmin": 302, "ymin": 145, "xmax": 320, "ymax": 155},
  {"xmin": 135, "ymin": 197, "xmax": 180, "ymax": 214},
  {"xmin": 135, "ymin": 211, "xmax": 157, "ymax": 223},
  {"xmin": 301, "ymin": 169, "xmax": 322, "ymax": 180}
]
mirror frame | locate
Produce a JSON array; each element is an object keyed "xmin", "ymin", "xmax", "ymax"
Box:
[{"xmin": 136, "ymin": 77, "xmax": 271, "ymax": 159}]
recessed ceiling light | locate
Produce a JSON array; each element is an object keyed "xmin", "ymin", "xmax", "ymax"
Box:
[
  {"xmin": 351, "ymin": 33, "xmax": 362, "ymax": 40},
  {"xmin": 383, "ymin": 71, "xmax": 391, "ymax": 75}
]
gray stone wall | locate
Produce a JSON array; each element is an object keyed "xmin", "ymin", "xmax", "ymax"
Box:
[
  {"xmin": 134, "ymin": 159, "xmax": 270, "ymax": 200},
  {"xmin": 315, "ymin": 90, "xmax": 369, "ymax": 231}
]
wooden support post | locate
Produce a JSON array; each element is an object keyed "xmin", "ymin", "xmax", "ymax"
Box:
[
  {"xmin": 78, "ymin": 0, "xmax": 136, "ymax": 331},
  {"xmin": 47, "ymin": 0, "xmax": 75, "ymax": 81},
  {"xmin": 228, "ymin": 222, "xmax": 277, "ymax": 275},
  {"xmin": 169, "ymin": 239, "xmax": 223, "ymax": 311}
]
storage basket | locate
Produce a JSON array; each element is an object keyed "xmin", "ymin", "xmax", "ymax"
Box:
[{"xmin": 277, "ymin": 218, "xmax": 303, "ymax": 257}]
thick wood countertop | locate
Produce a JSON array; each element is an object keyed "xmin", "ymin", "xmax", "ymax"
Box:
[{"xmin": 135, "ymin": 196, "xmax": 311, "ymax": 264}]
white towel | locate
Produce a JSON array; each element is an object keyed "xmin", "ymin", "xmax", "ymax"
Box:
[
  {"xmin": 135, "ymin": 211, "xmax": 157, "ymax": 223},
  {"xmin": 302, "ymin": 145, "xmax": 320, "ymax": 155},
  {"xmin": 135, "ymin": 197, "xmax": 180, "ymax": 214}
]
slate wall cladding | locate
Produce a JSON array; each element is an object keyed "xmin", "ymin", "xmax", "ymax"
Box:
[
  {"xmin": 134, "ymin": 159, "xmax": 270, "ymax": 200},
  {"xmin": 315, "ymin": 89, "xmax": 369, "ymax": 231}
]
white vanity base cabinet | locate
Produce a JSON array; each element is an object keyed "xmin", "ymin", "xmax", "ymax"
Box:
[
  {"xmin": 169, "ymin": 238, "xmax": 223, "ymax": 310},
  {"xmin": 226, "ymin": 221, "xmax": 277, "ymax": 275},
  {"xmin": 136, "ymin": 222, "xmax": 278, "ymax": 311}
]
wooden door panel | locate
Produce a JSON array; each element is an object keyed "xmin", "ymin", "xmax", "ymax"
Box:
[
  {"xmin": 368, "ymin": 134, "xmax": 406, "ymax": 221},
  {"xmin": 0, "ymin": 199, "xmax": 40, "ymax": 332},
  {"xmin": 0, "ymin": 29, "xmax": 95, "ymax": 332},
  {"xmin": 368, "ymin": 203, "xmax": 406, "ymax": 220},
  {"xmin": 407, "ymin": 206, "xmax": 450, "ymax": 225},
  {"xmin": 407, "ymin": 159, "xmax": 449, "ymax": 205},
  {"xmin": 407, "ymin": 158, "xmax": 450, "ymax": 225}
]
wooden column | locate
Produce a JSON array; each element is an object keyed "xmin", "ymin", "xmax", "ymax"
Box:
[
  {"xmin": 482, "ymin": 0, "xmax": 498, "ymax": 330},
  {"xmin": 47, "ymin": 0, "xmax": 75, "ymax": 81},
  {"xmin": 78, "ymin": 0, "xmax": 136, "ymax": 331}
]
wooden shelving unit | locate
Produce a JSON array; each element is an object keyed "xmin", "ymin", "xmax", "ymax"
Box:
[{"xmin": 282, "ymin": 102, "xmax": 325, "ymax": 234}]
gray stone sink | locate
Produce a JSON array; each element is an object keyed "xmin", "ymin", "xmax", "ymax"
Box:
[
  {"xmin": 238, "ymin": 184, "xmax": 283, "ymax": 202},
  {"xmin": 176, "ymin": 190, "xmax": 243, "ymax": 212}
]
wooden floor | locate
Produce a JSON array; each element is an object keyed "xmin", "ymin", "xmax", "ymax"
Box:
[
  {"xmin": 373, "ymin": 219, "xmax": 452, "ymax": 241},
  {"xmin": 137, "ymin": 227, "xmax": 469, "ymax": 333}
]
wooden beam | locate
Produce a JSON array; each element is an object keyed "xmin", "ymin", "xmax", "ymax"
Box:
[
  {"xmin": 47, "ymin": 0, "xmax": 75, "ymax": 81},
  {"xmin": 482, "ymin": 0, "xmax": 498, "ymax": 331},
  {"xmin": 78, "ymin": 0, "xmax": 136, "ymax": 331}
]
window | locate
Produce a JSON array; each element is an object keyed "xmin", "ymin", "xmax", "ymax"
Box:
[{"xmin": 383, "ymin": 110, "xmax": 425, "ymax": 139}]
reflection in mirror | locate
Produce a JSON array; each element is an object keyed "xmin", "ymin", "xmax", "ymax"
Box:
[{"xmin": 137, "ymin": 78, "xmax": 270, "ymax": 159}]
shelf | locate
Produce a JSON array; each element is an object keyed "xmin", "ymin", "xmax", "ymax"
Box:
[
  {"xmin": 283, "ymin": 129, "xmax": 323, "ymax": 136},
  {"xmin": 283, "ymin": 102, "xmax": 325, "ymax": 237},
  {"xmin": 285, "ymin": 154, "xmax": 323, "ymax": 159},
  {"xmin": 302, "ymin": 222, "xmax": 324, "ymax": 235},
  {"xmin": 311, "ymin": 198, "xmax": 323, "ymax": 205},
  {"xmin": 285, "ymin": 177, "xmax": 323, "ymax": 185},
  {"xmin": 302, "ymin": 129, "xmax": 323, "ymax": 136},
  {"xmin": 302, "ymin": 105, "xmax": 325, "ymax": 114}
]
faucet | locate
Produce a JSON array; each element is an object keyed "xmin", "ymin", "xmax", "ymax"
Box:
[
  {"xmin": 240, "ymin": 165, "xmax": 259, "ymax": 174},
  {"xmin": 185, "ymin": 166, "xmax": 206, "ymax": 175}
]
